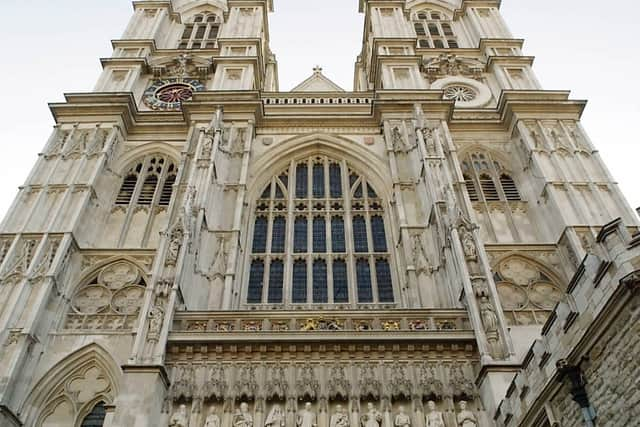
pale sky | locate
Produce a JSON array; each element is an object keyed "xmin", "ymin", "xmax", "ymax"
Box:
[{"xmin": 0, "ymin": 0, "xmax": 638, "ymax": 221}]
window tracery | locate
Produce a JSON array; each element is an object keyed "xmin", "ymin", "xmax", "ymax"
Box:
[
  {"xmin": 414, "ymin": 9, "xmax": 458, "ymax": 49},
  {"xmin": 247, "ymin": 155, "xmax": 395, "ymax": 307},
  {"xmin": 115, "ymin": 154, "xmax": 178, "ymax": 209},
  {"xmin": 461, "ymin": 151, "xmax": 521, "ymax": 203},
  {"xmin": 179, "ymin": 12, "xmax": 220, "ymax": 49}
]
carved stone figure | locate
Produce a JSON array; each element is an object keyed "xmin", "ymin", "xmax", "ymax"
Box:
[
  {"xmin": 478, "ymin": 296, "xmax": 498, "ymax": 335},
  {"xmin": 166, "ymin": 223, "xmax": 184, "ymax": 267},
  {"xmin": 148, "ymin": 303, "xmax": 164, "ymax": 340},
  {"xmin": 234, "ymin": 402, "xmax": 254, "ymax": 427},
  {"xmin": 421, "ymin": 127, "xmax": 438, "ymax": 155},
  {"xmin": 460, "ymin": 227, "xmax": 477, "ymax": 261},
  {"xmin": 170, "ymin": 404, "xmax": 189, "ymax": 427},
  {"xmin": 412, "ymin": 234, "xmax": 430, "ymax": 275},
  {"xmin": 330, "ymin": 405, "xmax": 349, "ymax": 427},
  {"xmin": 424, "ymin": 401, "xmax": 445, "ymax": 427},
  {"xmin": 394, "ymin": 406, "xmax": 411, "ymax": 427},
  {"xmin": 265, "ymin": 404, "xmax": 285, "ymax": 427},
  {"xmin": 204, "ymin": 406, "xmax": 221, "ymax": 427},
  {"xmin": 391, "ymin": 126, "xmax": 405, "ymax": 152},
  {"xmin": 360, "ymin": 403, "xmax": 382, "ymax": 427},
  {"xmin": 456, "ymin": 401, "xmax": 477, "ymax": 427},
  {"xmin": 297, "ymin": 402, "xmax": 317, "ymax": 427}
]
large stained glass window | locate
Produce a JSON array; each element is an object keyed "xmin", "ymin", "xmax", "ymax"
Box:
[{"xmin": 247, "ymin": 156, "xmax": 395, "ymax": 306}]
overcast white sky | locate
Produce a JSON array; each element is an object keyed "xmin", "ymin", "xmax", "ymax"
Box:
[{"xmin": 0, "ymin": 0, "xmax": 638, "ymax": 220}]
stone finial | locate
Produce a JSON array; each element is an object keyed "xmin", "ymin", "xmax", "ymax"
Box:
[{"xmin": 313, "ymin": 65, "xmax": 323, "ymax": 74}]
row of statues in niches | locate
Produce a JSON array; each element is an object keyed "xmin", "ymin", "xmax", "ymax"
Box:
[{"xmin": 169, "ymin": 400, "xmax": 483, "ymax": 427}]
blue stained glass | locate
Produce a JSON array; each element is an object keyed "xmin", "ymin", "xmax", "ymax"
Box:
[
  {"xmin": 271, "ymin": 216, "xmax": 286, "ymax": 253},
  {"xmin": 375, "ymin": 259, "xmax": 394, "ymax": 303},
  {"xmin": 331, "ymin": 216, "xmax": 345, "ymax": 252},
  {"xmin": 252, "ymin": 217, "xmax": 268, "ymax": 253},
  {"xmin": 296, "ymin": 164, "xmax": 308, "ymax": 198},
  {"xmin": 356, "ymin": 258, "xmax": 373, "ymax": 303},
  {"xmin": 313, "ymin": 217, "xmax": 326, "ymax": 252},
  {"xmin": 353, "ymin": 216, "xmax": 368, "ymax": 253},
  {"xmin": 333, "ymin": 260, "xmax": 349, "ymax": 303},
  {"xmin": 354, "ymin": 183, "xmax": 363, "ymax": 198},
  {"xmin": 329, "ymin": 163, "xmax": 342, "ymax": 197},
  {"xmin": 292, "ymin": 260, "xmax": 307, "ymax": 303},
  {"xmin": 313, "ymin": 163, "xmax": 325, "ymax": 198},
  {"xmin": 294, "ymin": 217, "xmax": 307, "ymax": 253},
  {"xmin": 313, "ymin": 259, "xmax": 328, "ymax": 303},
  {"xmin": 279, "ymin": 174, "xmax": 288, "ymax": 189},
  {"xmin": 267, "ymin": 260, "xmax": 284, "ymax": 303},
  {"xmin": 275, "ymin": 184, "xmax": 284, "ymax": 199},
  {"xmin": 247, "ymin": 260, "xmax": 265, "ymax": 303},
  {"xmin": 260, "ymin": 184, "xmax": 271, "ymax": 199},
  {"xmin": 367, "ymin": 184, "xmax": 378, "ymax": 198},
  {"xmin": 371, "ymin": 215, "xmax": 387, "ymax": 252},
  {"xmin": 349, "ymin": 173, "xmax": 358, "ymax": 188}
]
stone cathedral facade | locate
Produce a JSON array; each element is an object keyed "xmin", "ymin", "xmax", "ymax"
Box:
[{"xmin": 1, "ymin": 0, "xmax": 639, "ymax": 426}]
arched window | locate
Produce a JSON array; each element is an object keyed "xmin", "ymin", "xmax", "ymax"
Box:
[
  {"xmin": 414, "ymin": 9, "xmax": 458, "ymax": 49},
  {"xmin": 115, "ymin": 154, "xmax": 178, "ymax": 209},
  {"xmin": 178, "ymin": 12, "xmax": 220, "ymax": 49},
  {"xmin": 247, "ymin": 156, "xmax": 395, "ymax": 306},
  {"xmin": 81, "ymin": 402, "xmax": 107, "ymax": 427},
  {"xmin": 461, "ymin": 152, "xmax": 521, "ymax": 203}
]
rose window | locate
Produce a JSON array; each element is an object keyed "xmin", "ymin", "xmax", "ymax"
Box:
[
  {"xmin": 156, "ymin": 84, "xmax": 194, "ymax": 103},
  {"xmin": 443, "ymin": 85, "xmax": 477, "ymax": 102}
]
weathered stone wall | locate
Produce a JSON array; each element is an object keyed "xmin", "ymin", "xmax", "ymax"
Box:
[{"xmin": 550, "ymin": 293, "xmax": 640, "ymax": 426}]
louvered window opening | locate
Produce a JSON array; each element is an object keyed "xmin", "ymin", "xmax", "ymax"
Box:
[
  {"xmin": 179, "ymin": 13, "xmax": 220, "ymax": 49},
  {"xmin": 414, "ymin": 10, "xmax": 458, "ymax": 49},
  {"xmin": 248, "ymin": 155, "xmax": 395, "ymax": 306},
  {"xmin": 81, "ymin": 402, "xmax": 106, "ymax": 427},
  {"xmin": 461, "ymin": 152, "xmax": 522, "ymax": 203},
  {"xmin": 115, "ymin": 155, "xmax": 178, "ymax": 209}
]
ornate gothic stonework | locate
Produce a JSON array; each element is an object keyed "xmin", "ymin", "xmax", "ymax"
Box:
[{"xmin": 1, "ymin": 2, "xmax": 638, "ymax": 427}]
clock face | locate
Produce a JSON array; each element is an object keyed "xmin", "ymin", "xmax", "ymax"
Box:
[{"xmin": 143, "ymin": 78, "xmax": 205, "ymax": 111}]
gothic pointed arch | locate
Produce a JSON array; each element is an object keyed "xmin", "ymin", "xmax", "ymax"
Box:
[
  {"xmin": 243, "ymin": 137, "xmax": 397, "ymax": 308},
  {"xmin": 491, "ymin": 254, "xmax": 566, "ymax": 325},
  {"xmin": 63, "ymin": 258, "xmax": 149, "ymax": 332},
  {"xmin": 23, "ymin": 343, "xmax": 121, "ymax": 427}
]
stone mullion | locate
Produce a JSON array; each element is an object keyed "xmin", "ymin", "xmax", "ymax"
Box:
[
  {"xmin": 340, "ymin": 159, "xmax": 357, "ymax": 308},
  {"xmin": 223, "ymin": 119, "xmax": 254, "ymax": 309},
  {"xmin": 141, "ymin": 153, "xmax": 171, "ymax": 247},
  {"xmin": 284, "ymin": 160, "xmax": 296, "ymax": 306},
  {"xmin": 486, "ymin": 152, "xmax": 521, "ymax": 242}
]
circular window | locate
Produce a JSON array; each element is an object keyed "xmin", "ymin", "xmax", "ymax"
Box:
[
  {"xmin": 430, "ymin": 76, "xmax": 492, "ymax": 108},
  {"xmin": 156, "ymin": 84, "xmax": 194, "ymax": 103},
  {"xmin": 143, "ymin": 78, "xmax": 206, "ymax": 111},
  {"xmin": 443, "ymin": 85, "xmax": 477, "ymax": 102}
]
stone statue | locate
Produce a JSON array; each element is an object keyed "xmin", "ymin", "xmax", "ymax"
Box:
[
  {"xmin": 456, "ymin": 401, "xmax": 477, "ymax": 427},
  {"xmin": 265, "ymin": 404, "xmax": 285, "ymax": 427},
  {"xmin": 460, "ymin": 228, "xmax": 477, "ymax": 260},
  {"xmin": 391, "ymin": 126, "xmax": 405, "ymax": 151},
  {"xmin": 330, "ymin": 405, "xmax": 349, "ymax": 427},
  {"xmin": 478, "ymin": 296, "xmax": 498, "ymax": 334},
  {"xmin": 360, "ymin": 403, "xmax": 382, "ymax": 427},
  {"xmin": 169, "ymin": 404, "xmax": 189, "ymax": 427},
  {"xmin": 297, "ymin": 402, "xmax": 317, "ymax": 427},
  {"xmin": 394, "ymin": 406, "xmax": 411, "ymax": 427},
  {"xmin": 424, "ymin": 401, "xmax": 445, "ymax": 427},
  {"xmin": 234, "ymin": 402, "xmax": 254, "ymax": 427},
  {"xmin": 204, "ymin": 406, "xmax": 221, "ymax": 427}
]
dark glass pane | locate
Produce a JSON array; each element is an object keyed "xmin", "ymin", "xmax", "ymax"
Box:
[
  {"xmin": 442, "ymin": 23, "xmax": 454, "ymax": 36},
  {"xmin": 448, "ymin": 39, "xmax": 458, "ymax": 48},
  {"xmin": 252, "ymin": 217, "xmax": 268, "ymax": 253},
  {"xmin": 367, "ymin": 184, "xmax": 377, "ymax": 198},
  {"xmin": 371, "ymin": 215, "xmax": 387, "ymax": 252},
  {"xmin": 434, "ymin": 39, "xmax": 445, "ymax": 48},
  {"xmin": 260, "ymin": 184, "xmax": 271, "ymax": 199},
  {"xmin": 181, "ymin": 25, "xmax": 193, "ymax": 39},
  {"xmin": 353, "ymin": 216, "xmax": 368, "ymax": 253},
  {"xmin": 81, "ymin": 402, "xmax": 106, "ymax": 427},
  {"xmin": 313, "ymin": 259, "xmax": 328, "ymax": 303},
  {"xmin": 419, "ymin": 39, "xmax": 431, "ymax": 48},
  {"xmin": 268, "ymin": 260, "xmax": 284, "ymax": 303},
  {"xmin": 294, "ymin": 217, "xmax": 308, "ymax": 253},
  {"xmin": 313, "ymin": 163, "xmax": 325, "ymax": 198},
  {"xmin": 207, "ymin": 15, "xmax": 217, "ymax": 23},
  {"xmin": 349, "ymin": 173, "xmax": 358, "ymax": 188},
  {"xmin": 354, "ymin": 183, "xmax": 363, "ymax": 198},
  {"xmin": 428, "ymin": 23, "xmax": 440, "ymax": 36},
  {"xmin": 292, "ymin": 260, "xmax": 307, "ymax": 303},
  {"xmin": 296, "ymin": 164, "xmax": 308, "ymax": 198},
  {"xmin": 195, "ymin": 24, "xmax": 207, "ymax": 39},
  {"xmin": 313, "ymin": 217, "xmax": 326, "ymax": 253},
  {"xmin": 247, "ymin": 260, "xmax": 264, "ymax": 303},
  {"xmin": 376, "ymin": 259, "xmax": 394, "ymax": 303},
  {"xmin": 356, "ymin": 258, "xmax": 373, "ymax": 303},
  {"xmin": 329, "ymin": 163, "xmax": 342, "ymax": 197},
  {"xmin": 333, "ymin": 260, "xmax": 349, "ymax": 303},
  {"xmin": 275, "ymin": 184, "xmax": 284, "ymax": 199},
  {"xmin": 279, "ymin": 173, "xmax": 288, "ymax": 190},
  {"xmin": 271, "ymin": 216, "xmax": 286, "ymax": 253},
  {"xmin": 415, "ymin": 23, "xmax": 426, "ymax": 36},
  {"xmin": 331, "ymin": 216, "xmax": 346, "ymax": 252}
]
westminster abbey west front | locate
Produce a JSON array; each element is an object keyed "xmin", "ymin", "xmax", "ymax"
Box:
[{"xmin": 0, "ymin": 1, "xmax": 639, "ymax": 426}]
